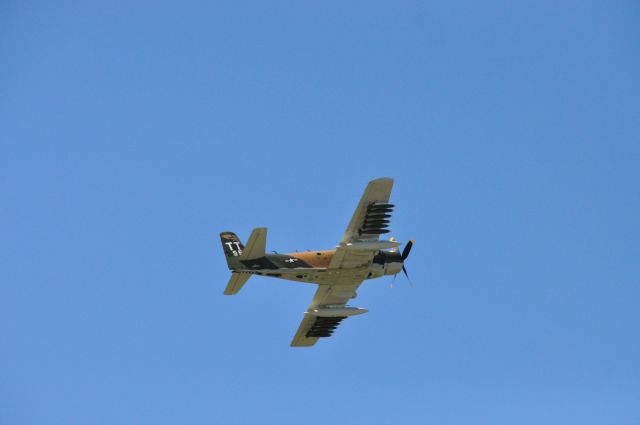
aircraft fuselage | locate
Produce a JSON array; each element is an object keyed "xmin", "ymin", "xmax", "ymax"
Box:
[{"xmin": 238, "ymin": 249, "xmax": 403, "ymax": 284}]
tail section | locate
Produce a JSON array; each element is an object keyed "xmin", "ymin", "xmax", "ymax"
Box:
[
  {"xmin": 219, "ymin": 228, "xmax": 267, "ymax": 295},
  {"xmin": 240, "ymin": 227, "xmax": 267, "ymax": 260},
  {"xmin": 220, "ymin": 232, "xmax": 245, "ymax": 270}
]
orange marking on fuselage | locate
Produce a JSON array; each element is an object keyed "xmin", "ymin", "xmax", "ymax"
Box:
[{"xmin": 288, "ymin": 250, "xmax": 335, "ymax": 268}]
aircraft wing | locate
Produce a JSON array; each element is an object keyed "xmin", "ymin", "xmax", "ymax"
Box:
[
  {"xmin": 329, "ymin": 177, "xmax": 396, "ymax": 270},
  {"xmin": 339, "ymin": 177, "xmax": 394, "ymax": 244},
  {"xmin": 290, "ymin": 272, "xmax": 367, "ymax": 347}
]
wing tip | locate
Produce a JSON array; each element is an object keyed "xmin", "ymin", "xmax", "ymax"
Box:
[
  {"xmin": 369, "ymin": 176, "xmax": 394, "ymax": 184},
  {"xmin": 290, "ymin": 337, "xmax": 319, "ymax": 348}
]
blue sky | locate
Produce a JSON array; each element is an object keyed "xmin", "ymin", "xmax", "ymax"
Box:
[{"xmin": 1, "ymin": 1, "xmax": 639, "ymax": 424}]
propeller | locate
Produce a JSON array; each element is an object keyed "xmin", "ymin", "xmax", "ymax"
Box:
[
  {"xmin": 389, "ymin": 238, "xmax": 414, "ymax": 288},
  {"xmin": 401, "ymin": 240, "xmax": 413, "ymax": 261},
  {"xmin": 401, "ymin": 240, "xmax": 414, "ymax": 285}
]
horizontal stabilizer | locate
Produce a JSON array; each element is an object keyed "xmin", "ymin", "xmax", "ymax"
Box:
[
  {"xmin": 239, "ymin": 227, "xmax": 267, "ymax": 260},
  {"xmin": 224, "ymin": 272, "xmax": 251, "ymax": 295}
]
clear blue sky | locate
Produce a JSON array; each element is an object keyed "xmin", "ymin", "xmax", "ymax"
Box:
[{"xmin": 1, "ymin": 1, "xmax": 639, "ymax": 424}]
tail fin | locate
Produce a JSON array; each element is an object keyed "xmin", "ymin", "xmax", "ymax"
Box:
[
  {"xmin": 220, "ymin": 232, "xmax": 244, "ymax": 270},
  {"xmin": 220, "ymin": 229, "xmax": 267, "ymax": 295}
]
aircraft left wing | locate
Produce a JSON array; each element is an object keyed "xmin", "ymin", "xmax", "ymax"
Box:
[
  {"xmin": 290, "ymin": 272, "xmax": 367, "ymax": 347},
  {"xmin": 339, "ymin": 177, "xmax": 394, "ymax": 244},
  {"xmin": 329, "ymin": 177, "xmax": 398, "ymax": 270}
]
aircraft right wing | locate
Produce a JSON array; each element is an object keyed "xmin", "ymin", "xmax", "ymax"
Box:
[{"xmin": 290, "ymin": 271, "xmax": 368, "ymax": 347}]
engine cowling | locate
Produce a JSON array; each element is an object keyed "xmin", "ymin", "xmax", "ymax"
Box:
[
  {"xmin": 384, "ymin": 261, "xmax": 403, "ymax": 276},
  {"xmin": 372, "ymin": 250, "xmax": 403, "ymax": 276}
]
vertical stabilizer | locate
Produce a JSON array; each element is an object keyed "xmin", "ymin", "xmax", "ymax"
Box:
[{"xmin": 220, "ymin": 232, "xmax": 244, "ymax": 270}]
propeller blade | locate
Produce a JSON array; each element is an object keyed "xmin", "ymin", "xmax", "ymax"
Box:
[
  {"xmin": 402, "ymin": 265, "xmax": 413, "ymax": 287},
  {"xmin": 401, "ymin": 240, "xmax": 414, "ymax": 260}
]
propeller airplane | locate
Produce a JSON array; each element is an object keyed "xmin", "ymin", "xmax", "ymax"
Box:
[{"xmin": 220, "ymin": 177, "xmax": 413, "ymax": 347}]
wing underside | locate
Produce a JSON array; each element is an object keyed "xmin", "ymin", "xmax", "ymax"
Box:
[
  {"xmin": 290, "ymin": 275, "xmax": 366, "ymax": 347},
  {"xmin": 290, "ymin": 314, "xmax": 349, "ymax": 347},
  {"xmin": 339, "ymin": 177, "xmax": 394, "ymax": 244},
  {"xmin": 329, "ymin": 177, "xmax": 395, "ymax": 270}
]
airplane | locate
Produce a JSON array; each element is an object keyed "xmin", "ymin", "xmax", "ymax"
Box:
[{"xmin": 219, "ymin": 177, "xmax": 413, "ymax": 347}]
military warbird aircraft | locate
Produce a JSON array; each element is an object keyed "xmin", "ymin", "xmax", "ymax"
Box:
[{"xmin": 220, "ymin": 177, "xmax": 413, "ymax": 347}]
